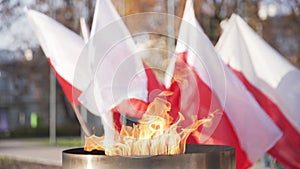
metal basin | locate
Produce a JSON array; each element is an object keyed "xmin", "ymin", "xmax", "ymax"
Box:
[{"xmin": 62, "ymin": 144, "xmax": 235, "ymax": 169}]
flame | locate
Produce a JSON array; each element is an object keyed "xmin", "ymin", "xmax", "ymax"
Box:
[{"xmin": 85, "ymin": 93, "xmax": 218, "ymax": 156}]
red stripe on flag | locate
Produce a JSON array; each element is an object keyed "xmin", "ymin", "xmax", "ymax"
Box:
[
  {"xmin": 47, "ymin": 58, "xmax": 81, "ymax": 106},
  {"xmin": 111, "ymin": 63, "xmax": 180, "ymax": 130},
  {"xmin": 112, "ymin": 98, "xmax": 148, "ymax": 131},
  {"xmin": 143, "ymin": 62, "xmax": 181, "ymax": 119},
  {"xmin": 230, "ymin": 67, "xmax": 300, "ymax": 168}
]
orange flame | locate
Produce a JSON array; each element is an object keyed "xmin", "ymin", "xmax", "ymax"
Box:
[{"xmin": 85, "ymin": 93, "xmax": 218, "ymax": 156}]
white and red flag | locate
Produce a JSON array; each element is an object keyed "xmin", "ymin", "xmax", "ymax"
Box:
[
  {"xmin": 165, "ymin": 1, "xmax": 282, "ymax": 168},
  {"xmin": 25, "ymin": 8, "xmax": 87, "ymax": 105},
  {"xmin": 78, "ymin": 0, "xmax": 148, "ymax": 145},
  {"xmin": 78, "ymin": 0, "xmax": 148, "ymax": 116},
  {"xmin": 215, "ymin": 14, "xmax": 300, "ymax": 168}
]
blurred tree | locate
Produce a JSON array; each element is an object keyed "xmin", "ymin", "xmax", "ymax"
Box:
[{"xmin": 261, "ymin": 0, "xmax": 300, "ymax": 68}]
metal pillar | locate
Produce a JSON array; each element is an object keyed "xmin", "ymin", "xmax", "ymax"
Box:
[
  {"xmin": 167, "ymin": 0, "xmax": 176, "ymax": 53},
  {"xmin": 49, "ymin": 70, "xmax": 56, "ymax": 145},
  {"xmin": 80, "ymin": 17, "xmax": 90, "ymax": 144},
  {"xmin": 80, "ymin": 106, "xmax": 88, "ymax": 144},
  {"xmin": 49, "ymin": 0, "xmax": 57, "ymax": 146}
]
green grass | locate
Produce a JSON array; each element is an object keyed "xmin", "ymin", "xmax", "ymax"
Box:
[{"xmin": 55, "ymin": 137, "xmax": 82, "ymax": 147}]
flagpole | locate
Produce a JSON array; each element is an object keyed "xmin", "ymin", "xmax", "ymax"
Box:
[
  {"xmin": 80, "ymin": 17, "xmax": 90, "ymax": 43},
  {"xmin": 119, "ymin": 0, "xmax": 128, "ymax": 127},
  {"xmin": 49, "ymin": 69, "xmax": 56, "ymax": 145},
  {"xmin": 167, "ymin": 0, "xmax": 175, "ymax": 54},
  {"xmin": 49, "ymin": 1, "xmax": 56, "ymax": 145},
  {"xmin": 79, "ymin": 17, "xmax": 91, "ymax": 141},
  {"xmin": 71, "ymin": 104, "xmax": 91, "ymax": 137}
]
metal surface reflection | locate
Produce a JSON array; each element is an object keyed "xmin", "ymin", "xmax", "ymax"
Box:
[{"xmin": 63, "ymin": 144, "xmax": 235, "ymax": 169}]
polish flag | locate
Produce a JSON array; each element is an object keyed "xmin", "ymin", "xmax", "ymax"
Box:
[
  {"xmin": 26, "ymin": 8, "xmax": 87, "ymax": 105},
  {"xmin": 78, "ymin": 0, "xmax": 148, "ymax": 145},
  {"xmin": 165, "ymin": 1, "xmax": 282, "ymax": 169},
  {"xmin": 79, "ymin": 0, "xmax": 148, "ymax": 116},
  {"xmin": 215, "ymin": 14, "xmax": 300, "ymax": 169}
]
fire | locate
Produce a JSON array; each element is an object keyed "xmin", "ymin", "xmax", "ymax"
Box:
[{"xmin": 85, "ymin": 92, "xmax": 217, "ymax": 156}]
